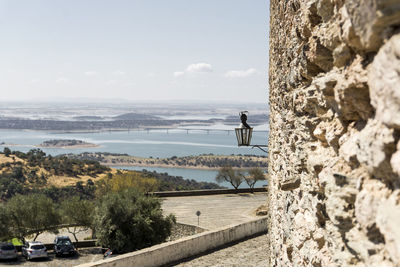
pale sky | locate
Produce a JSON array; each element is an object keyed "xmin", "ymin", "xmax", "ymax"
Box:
[{"xmin": 0, "ymin": 0, "xmax": 269, "ymax": 103}]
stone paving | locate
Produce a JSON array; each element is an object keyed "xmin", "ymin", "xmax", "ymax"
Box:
[
  {"xmin": 163, "ymin": 193, "xmax": 269, "ymax": 266},
  {"xmin": 161, "ymin": 193, "xmax": 267, "ymax": 230},
  {"xmin": 174, "ymin": 234, "xmax": 269, "ymax": 267}
]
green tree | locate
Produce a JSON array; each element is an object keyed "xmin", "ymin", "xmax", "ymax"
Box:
[
  {"xmin": 60, "ymin": 196, "xmax": 95, "ymax": 242},
  {"xmin": 7, "ymin": 194, "xmax": 61, "ymax": 241},
  {"xmin": 94, "ymin": 188, "xmax": 175, "ymax": 252},
  {"xmin": 0, "ymin": 204, "xmax": 12, "ymax": 240},
  {"xmin": 3, "ymin": 147, "xmax": 11, "ymax": 157},
  {"xmin": 96, "ymin": 171, "xmax": 159, "ymax": 197},
  {"xmin": 215, "ymin": 166, "xmax": 244, "ymax": 190},
  {"xmin": 11, "ymin": 166, "xmax": 25, "ymax": 182},
  {"xmin": 244, "ymin": 167, "xmax": 266, "ymax": 190}
]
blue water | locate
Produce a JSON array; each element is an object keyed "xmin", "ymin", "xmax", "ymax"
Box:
[
  {"xmin": 0, "ymin": 129, "xmax": 268, "ymax": 157},
  {"xmin": 0, "ymin": 129, "xmax": 269, "ymax": 188}
]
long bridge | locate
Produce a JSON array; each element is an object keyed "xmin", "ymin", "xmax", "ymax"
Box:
[{"xmin": 136, "ymin": 128, "xmax": 269, "ymax": 135}]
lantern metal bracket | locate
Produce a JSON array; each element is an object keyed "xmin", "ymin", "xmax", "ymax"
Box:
[{"xmin": 251, "ymin": 145, "xmax": 268, "ymax": 153}]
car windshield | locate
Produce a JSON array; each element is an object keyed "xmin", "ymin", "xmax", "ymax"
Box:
[
  {"xmin": 31, "ymin": 245, "xmax": 45, "ymax": 250},
  {"xmin": 57, "ymin": 240, "xmax": 71, "ymax": 245},
  {"xmin": 0, "ymin": 245, "xmax": 14, "ymax": 250}
]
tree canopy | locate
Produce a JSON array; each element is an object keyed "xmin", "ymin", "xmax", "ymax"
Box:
[
  {"xmin": 60, "ymin": 196, "xmax": 95, "ymax": 242},
  {"xmin": 244, "ymin": 167, "xmax": 266, "ymax": 189},
  {"xmin": 6, "ymin": 194, "xmax": 60, "ymax": 241},
  {"xmin": 93, "ymin": 188, "xmax": 175, "ymax": 252},
  {"xmin": 96, "ymin": 171, "xmax": 159, "ymax": 197},
  {"xmin": 215, "ymin": 166, "xmax": 244, "ymax": 189}
]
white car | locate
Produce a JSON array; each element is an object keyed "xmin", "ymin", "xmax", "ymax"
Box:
[
  {"xmin": 0, "ymin": 242, "xmax": 18, "ymax": 260},
  {"xmin": 22, "ymin": 241, "xmax": 48, "ymax": 260}
]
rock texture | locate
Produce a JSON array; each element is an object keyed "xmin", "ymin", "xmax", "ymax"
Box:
[{"xmin": 268, "ymin": 0, "xmax": 400, "ymax": 266}]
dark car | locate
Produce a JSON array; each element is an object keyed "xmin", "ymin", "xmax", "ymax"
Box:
[
  {"xmin": 0, "ymin": 242, "xmax": 18, "ymax": 260},
  {"xmin": 54, "ymin": 236, "xmax": 76, "ymax": 257}
]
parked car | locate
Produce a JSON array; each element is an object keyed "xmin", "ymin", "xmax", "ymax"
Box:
[
  {"xmin": 22, "ymin": 241, "xmax": 48, "ymax": 260},
  {"xmin": 0, "ymin": 242, "xmax": 18, "ymax": 260},
  {"xmin": 54, "ymin": 236, "xmax": 76, "ymax": 256}
]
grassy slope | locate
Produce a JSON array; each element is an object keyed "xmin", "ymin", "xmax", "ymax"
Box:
[{"xmin": 0, "ymin": 154, "xmax": 111, "ymax": 188}]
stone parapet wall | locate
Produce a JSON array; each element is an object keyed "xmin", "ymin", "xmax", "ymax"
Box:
[
  {"xmin": 268, "ymin": 0, "xmax": 400, "ymax": 266},
  {"xmin": 77, "ymin": 217, "xmax": 268, "ymax": 267}
]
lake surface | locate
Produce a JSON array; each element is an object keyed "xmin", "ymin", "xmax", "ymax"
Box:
[{"xmin": 0, "ymin": 129, "xmax": 269, "ymax": 188}]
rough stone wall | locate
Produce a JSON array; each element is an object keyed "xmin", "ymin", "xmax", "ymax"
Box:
[{"xmin": 268, "ymin": 0, "xmax": 400, "ymax": 266}]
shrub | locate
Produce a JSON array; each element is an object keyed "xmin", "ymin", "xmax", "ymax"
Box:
[
  {"xmin": 3, "ymin": 147, "xmax": 11, "ymax": 157},
  {"xmin": 94, "ymin": 188, "xmax": 175, "ymax": 252},
  {"xmin": 95, "ymin": 171, "xmax": 159, "ymax": 197}
]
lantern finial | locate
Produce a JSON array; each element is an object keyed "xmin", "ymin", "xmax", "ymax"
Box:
[
  {"xmin": 239, "ymin": 111, "xmax": 251, "ymax": 129},
  {"xmin": 235, "ymin": 111, "xmax": 253, "ymax": 146}
]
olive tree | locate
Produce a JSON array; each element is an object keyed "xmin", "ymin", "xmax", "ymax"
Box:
[
  {"xmin": 96, "ymin": 171, "xmax": 159, "ymax": 197},
  {"xmin": 215, "ymin": 166, "xmax": 244, "ymax": 190},
  {"xmin": 0, "ymin": 204, "xmax": 12, "ymax": 241},
  {"xmin": 3, "ymin": 147, "xmax": 11, "ymax": 157},
  {"xmin": 60, "ymin": 196, "xmax": 95, "ymax": 242},
  {"xmin": 7, "ymin": 194, "xmax": 60, "ymax": 241},
  {"xmin": 244, "ymin": 167, "xmax": 266, "ymax": 190},
  {"xmin": 94, "ymin": 188, "xmax": 175, "ymax": 252}
]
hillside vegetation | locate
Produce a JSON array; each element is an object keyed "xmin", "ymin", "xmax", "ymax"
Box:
[
  {"xmin": 65, "ymin": 152, "xmax": 268, "ymax": 169},
  {"xmin": 0, "ymin": 148, "xmax": 222, "ymax": 202}
]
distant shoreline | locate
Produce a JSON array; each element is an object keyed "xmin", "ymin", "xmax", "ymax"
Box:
[
  {"xmin": 37, "ymin": 144, "xmax": 101, "ymax": 149},
  {"xmin": 0, "ymin": 143, "xmax": 101, "ymax": 149},
  {"xmin": 104, "ymin": 162, "xmax": 221, "ymax": 170},
  {"xmin": 68, "ymin": 153, "xmax": 268, "ymax": 171}
]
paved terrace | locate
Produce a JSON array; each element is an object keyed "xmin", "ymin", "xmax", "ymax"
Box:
[
  {"xmin": 174, "ymin": 233, "xmax": 269, "ymax": 267},
  {"xmin": 162, "ymin": 192, "xmax": 267, "ymax": 230}
]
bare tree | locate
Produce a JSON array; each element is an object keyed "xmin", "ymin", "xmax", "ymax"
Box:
[
  {"xmin": 244, "ymin": 167, "xmax": 266, "ymax": 191},
  {"xmin": 60, "ymin": 196, "xmax": 94, "ymax": 242},
  {"xmin": 215, "ymin": 166, "xmax": 243, "ymax": 190}
]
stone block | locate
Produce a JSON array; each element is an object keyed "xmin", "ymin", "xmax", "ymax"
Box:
[
  {"xmin": 345, "ymin": 0, "xmax": 400, "ymax": 51},
  {"xmin": 390, "ymin": 141, "xmax": 400, "ymax": 176},
  {"xmin": 281, "ymin": 177, "xmax": 301, "ymax": 191},
  {"xmin": 333, "ymin": 57, "xmax": 373, "ymax": 120},
  {"xmin": 369, "ymin": 34, "xmax": 400, "ymax": 129},
  {"xmin": 339, "ymin": 119, "xmax": 396, "ymax": 180},
  {"xmin": 355, "ymin": 179, "xmax": 390, "ymax": 232},
  {"xmin": 376, "ymin": 191, "xmax": 400, "ymax": 263}
]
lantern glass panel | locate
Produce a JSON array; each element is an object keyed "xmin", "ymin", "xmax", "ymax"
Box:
[{"xmin": 235, "ymin": 128, "xmax": 253, "ymax": 146}]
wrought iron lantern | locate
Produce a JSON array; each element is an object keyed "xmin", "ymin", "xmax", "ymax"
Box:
[
  {"xmin": 235, "ymin": 111, "xmax": 267, "ymax": 153},
  {"xmin": 235, "ymin": 111, "xmax": 253, "ymax": 146}
]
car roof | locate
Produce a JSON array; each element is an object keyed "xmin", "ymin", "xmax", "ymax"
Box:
[
  {"xmin": 0, "ymin": 242, "xmax": 13, "ymax": 246},
  {"xmin": 27, "ymin": 241, "xmax": 44, "ymax": 245},
  {"xmin": 56, "ymin": 236, "xmax": 70, "ymax": 239}
]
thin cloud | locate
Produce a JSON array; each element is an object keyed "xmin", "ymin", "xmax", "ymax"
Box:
[
  {"xmin": 56, "ymin": 77, "xmax": 68, "ymax": 83},
  {"xmin": 84, "ymin": 71, "xmax": 97, "ymax": 76},
  {"xmin": 173, "ymin": 62, "xmax": 213, "ymax": 77},
  {"xmin": 225, "ymin": 68, "xmax": 259, "ymax": 78},
  {"xmin": 112, "ymin": 70, "xmax": 126, "ymax": 75},
  {"xmin": 30, "ymin": 79, "xmax": 40, "ymax": 84},
  {"xmin": 173, "ymin": 71, "xmax": 185, "ymax": 77},
  {"xmin": 186, "ymin": 63, "xmax": 213, "ymax": 73},
  {"xmin": 106, "ymin": 80, "xmax": 118, "ymax": 85}
]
